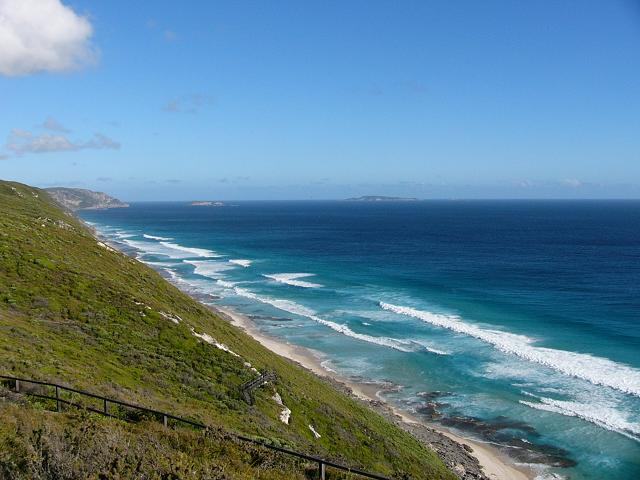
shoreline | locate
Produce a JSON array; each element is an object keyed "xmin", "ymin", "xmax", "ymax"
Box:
[
  {"xmin": 214, "ymin": 304, "xmax": 533, "ymax": 480},
  {"xmin": 86, "ymin": 223, "xmax": 534, "ymax": 480}
]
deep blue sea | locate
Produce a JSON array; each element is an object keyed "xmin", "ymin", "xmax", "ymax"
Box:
[{"xmin": 80, "ymin": 201, "xmax": 640, "ymax": 480}]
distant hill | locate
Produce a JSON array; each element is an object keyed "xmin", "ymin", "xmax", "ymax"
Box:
[
  {"xmin": 45, "ymin": 187, "xmax": 129, "ymax": 211},
  {"xmin": 346, "ymin": 195, "xmax": 419, "ymax": 202}
]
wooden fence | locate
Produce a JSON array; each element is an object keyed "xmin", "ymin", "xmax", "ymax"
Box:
[{"xmin": 0, "ymin": 374, "xmax": 391, "ymax": 480}]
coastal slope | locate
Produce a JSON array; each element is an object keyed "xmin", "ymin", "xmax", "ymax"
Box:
[{"xmin": 0, "ymin": 180, "xmax": 455, "ymax": 479}]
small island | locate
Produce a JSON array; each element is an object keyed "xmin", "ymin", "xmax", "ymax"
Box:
[
  {"xmin": 345, "ymin": 195, "xmax": 419, "ymax": 202},
  {"xmin": 190, "ymin": 201, "xmax": 225, "ymax": 207}
]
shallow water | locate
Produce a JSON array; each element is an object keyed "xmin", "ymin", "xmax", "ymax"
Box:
[{"xmin": 82, "ymin": 200, "xmax": 640, "ymax": 479}]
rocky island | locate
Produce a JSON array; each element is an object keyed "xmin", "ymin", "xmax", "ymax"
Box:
[{"xmin": 191, "ymin": 200, "xmax": 225, "ymax": 206}]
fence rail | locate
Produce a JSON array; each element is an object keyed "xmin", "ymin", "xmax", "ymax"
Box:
[{"xmin": 0, "ymin": 374, "xmax": 390, "ymax": 480}]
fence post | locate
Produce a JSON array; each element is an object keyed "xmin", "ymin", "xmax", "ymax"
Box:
[
  {"xmin": 103, "ymin": 398, "xmax": 108, "ymax": 415},
  {"xmin": 318, "ymin": 461, "xmax": 325, "ymax": 480},
  {"xmin": 163, "ymin": 414, "xmax": 168, "ymax": 428},
  {"xmin": 15, "ymin": 379, "xmax": 19, "ymax": 393},
  {"xmin": 55, "ymin": 385, "xmax": 60, "ymax": 412}
]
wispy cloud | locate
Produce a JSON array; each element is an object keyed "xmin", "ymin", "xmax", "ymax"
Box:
[
  {"xmin": 163, "ymin": 93, "xmax": 212, "ymax": 114},
  {"xmin": 5, "ymin": 129, "xmax": 120, "ymax": 156},
  {"xmin": 0, "ymin": 0, "xmax": 97, "ymax": 76},
  {"xmin": 403, "ymin": 80, "xmax": 428, "ymax": 95},
  {"xmin": 146, "ymin": 18, "xmax": 178, "ymax": 43},
  {"xmin": 164, "ymin": 30, "xmax": 177, "ymax": 42},
  {"xmin": 562, "ymin": 178, "xmax": 583, "ymax": 188},
  {"xmin": 40, "ymin": 117, "xmax": 71, "ymax": 133}
]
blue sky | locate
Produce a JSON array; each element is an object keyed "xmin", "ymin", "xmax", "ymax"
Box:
[{"xmin": 1, "ymin": 0, "xmax": 639, "ymax": 200}]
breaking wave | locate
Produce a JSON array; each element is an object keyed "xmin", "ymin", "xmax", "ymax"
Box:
[
  {"xmin": 185, "ymin": 260, "xmax": 235, "ymax": 278},
  {"xmin": 263, "ymin": 273, "xmax": 323, "ymax": 288},
  {"xmin": 229, "ymin": 259, "xmax": 252, "ymax": 267},
  {"xmin": 380, "ymin": 302, "xmax": 640, "ymax": 397},
  {"xmin": 143, "ymin": 233, "xmax": 173, "ymax": 241},
  {"xmin": 232, "ymin": 287, "xmax": 413, "ymax": 352},
  {"xmin": 520, "ymin": 392, "xmax": 640, "ymax": 442},
  {"xmin": 122, "ymin": 239, "xmax": 218, "ymax": 259}
]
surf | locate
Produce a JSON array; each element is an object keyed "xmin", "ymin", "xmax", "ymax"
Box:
[
  {"xmin": 263, "ymin": 273, "xmax": 323, "ymax": 288},
  {"xmin": 380, "ymin": 302, "xmax": 640, "ymax": 398}
]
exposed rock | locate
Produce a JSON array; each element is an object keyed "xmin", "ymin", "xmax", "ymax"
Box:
[
  {"xmin": 45, "ymin": 187, "xmax": 128, "ymax": 211},
  {"xmin": 190, "ymin": 201, "xmax": 224, "ymax": 206}
]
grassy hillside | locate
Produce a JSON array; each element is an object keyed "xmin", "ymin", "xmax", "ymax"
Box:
[
  {"xmin": 0, "ymin": 180, "xmax": 455, "ymax": 479},
  {"xmin": 0, "ymin": 388, "xmax": 306, "ymax": 480}
]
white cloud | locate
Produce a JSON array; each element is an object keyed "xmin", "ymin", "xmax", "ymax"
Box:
[
  {"xmin": 6, "ymin": 128, "xmax": 120, "ymax": 155},
  {"xmin": 0, "ymin": 0, "xmax": 96, "ymax": 76}
]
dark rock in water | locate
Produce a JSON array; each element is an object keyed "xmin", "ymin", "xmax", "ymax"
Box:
[
  {"xmin": 440, "ymin": 414, "xmax": 576, "ymax": 469},
  {"xmin": 249, "ymin": 314, "xmax": 294, "ymax": 322},
  {"xmin": 417, "ymin": 391, "xmax": 453, "ymax": 401},
  {"xmin": 504, "ymin": 439, "xmax": 577, "ymax": 468},
  {"xmin": 416, "ymin": 402, "xmax": 444, "ymax": 419},
  {"xmin": 441, "ymin": 415, "xmax": 538, "ymax": 438}
]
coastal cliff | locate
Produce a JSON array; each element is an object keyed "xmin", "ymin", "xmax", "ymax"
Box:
[{"xmin": 45, "ymin": 187, "xmax": 129, "ymax": 211}]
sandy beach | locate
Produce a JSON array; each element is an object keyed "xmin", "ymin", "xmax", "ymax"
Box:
[{"xmin": 214, "ymin": 305, "xmax": 532, "ymax": 480}]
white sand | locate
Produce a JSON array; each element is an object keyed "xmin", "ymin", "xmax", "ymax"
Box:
[{"xmin": 215, "ymin": 305, "xmax": 532, "ymax": 480}]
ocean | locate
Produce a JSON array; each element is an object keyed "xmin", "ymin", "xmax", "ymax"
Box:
[{"xmin": 80, "ymin": 200, "xmax": 640, "ymax": 480}]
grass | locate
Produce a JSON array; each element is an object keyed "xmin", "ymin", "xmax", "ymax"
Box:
[
  {"xmin": 0, "ymin": 390, "xmax": 308, "ymax": 480},
  {"xmin": 0, "ymin": 180, "xmax": 456, "ymax": 479}
]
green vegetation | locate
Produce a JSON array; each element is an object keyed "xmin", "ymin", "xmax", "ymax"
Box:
[
  {"xmin": 0, "ymin": 180, "xmax": 455, "ymax": 479},
  {"xmin": 0, "ymin": 390, "xmax": 307, "ymax": 480}
]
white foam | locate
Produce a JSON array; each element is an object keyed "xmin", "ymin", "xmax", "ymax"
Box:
[
  {"xmin": 520, "ymin": 393, "xmax": 640, "ymax": 442},
  {"xmin": 122, "ymin": 239, "xmax": 218, "ymax": 259},
  {"xmin": 380, "ymin": 302, "xmax": 640, "ymax": 397},
  {"xmin": 185, "ymin": 260, "xmax": 235, "ymax": 278},
  {"xmin": 263, "ymin": 273, "xmax": 323, "ymax": 288},
  {"xmin": 425, "ymin": 346, "xmax": 450, "ymax": 356},
  {"xmin": 232, "ymin": 287, "xmax": 413, "ymax": 352},
  {"xmin": 229, "ymin": 259, "xmax": 252, "ymax": 267},
  {"xmin": 143, "ymin": 233, "xmax": 173, "ymax": 241},
  {"xmin": 159, "ymin": 241, "xmax": 218, "ymax": 258},
  {"xmin": 114, "ymin": 230, "xmax": 136, "ymax": 239},
  {"xmin": 320, "ymin": 360, "xmax": 337, "ymax": 373}
]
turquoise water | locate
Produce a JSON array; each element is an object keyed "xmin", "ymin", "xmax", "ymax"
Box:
[{"xmin": 81, "ymin": 201, "xmax": 640, "ymax": 479}]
